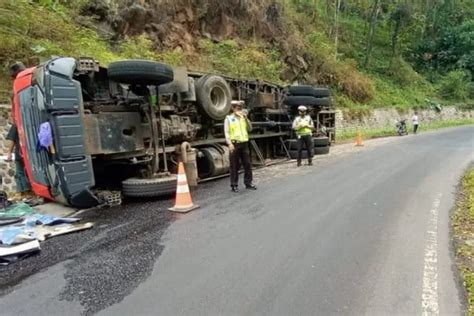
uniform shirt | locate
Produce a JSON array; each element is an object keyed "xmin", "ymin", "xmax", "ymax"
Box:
[
  {"xmin": 6, "ymin": 124, "xmax": 21, "ymax": 161},
  {"xmin": 224, "ymin": 113, "xmax": 252, "ymax": 144},
  {"xmin": 292, "ymin": 115, "xmax": 314, "ymax": 135},
  {"xmin": 412, "ymin": 114, "xmax": 419, "ymax": 125}
]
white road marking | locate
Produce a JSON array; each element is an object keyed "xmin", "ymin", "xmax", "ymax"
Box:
[{"xmin": 421, "ymin": 194, "xmax": 442, "ymax": 316}]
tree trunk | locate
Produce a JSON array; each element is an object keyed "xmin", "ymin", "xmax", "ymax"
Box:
[
  {"xmin": 326, "ymin": 0, "xmax": 333, "ymax": 36},
  {"xmin": 334, "ymin": 0, "xmax": 342, "ymax": 60},
  {"xmin": 363, "ymin": 0, "xmax": 380, "ymax": 68},
  {"xmin": 312, "ymin": 0, "xmax": 318, "ymax": 23},
  {"xmin": 391, "ymin": 17, "xmax": 402, "ymax": 57}
]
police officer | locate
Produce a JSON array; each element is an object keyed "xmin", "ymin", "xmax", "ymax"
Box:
[
  {"xmin": 224, "ymin": 101, "xmax": 257, "ymax": 192},
  {"xmin": 6, "ymin": 62, "xmax": 33, "ymax": 200},
  {"xmin": 292, "ymin": 105, "xmax": 314, "ymax": 166}
]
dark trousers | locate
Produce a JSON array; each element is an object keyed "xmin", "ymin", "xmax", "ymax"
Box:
[
  {"xmin": 297, "ymin": 135, "xmax": 313, "ymax": 163},
  {"xmin": 413, "ymin": 124, "xmax": 419, "ymax": 134},
  {"xmin": 15, "ymin": 160, "xmax": 31, "ymax": 193},
  {"xmin": 229, "ymin": 142, "xmax": 253, "ymax": 187}
]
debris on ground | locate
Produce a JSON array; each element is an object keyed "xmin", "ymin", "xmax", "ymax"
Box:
[{"xmin": 0, "ymin": 200, "xmax": 93, "ymax": 265}]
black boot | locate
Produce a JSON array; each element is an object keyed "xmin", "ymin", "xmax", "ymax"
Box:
[{"xmin": 231, "ymin": 186, "xmax": 239, "ymax": 193}]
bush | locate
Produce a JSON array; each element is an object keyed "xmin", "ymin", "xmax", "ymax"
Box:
[{"xmin": 438, "ymin": 70, "xmax": 472, "ymax": 101}]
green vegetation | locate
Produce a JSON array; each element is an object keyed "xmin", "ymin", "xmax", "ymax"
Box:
[
  {"xmin": 337, "ymin": 118, "xmax": 474, "ymax": 142},
  {"xmin": 452, "ymin": 168, "xmax": 474, "ymax": 315},
  {"xmin": 196, "ymin": 39, "xmax": 284, "ymax": 84},
  {"xmin": 0, "ymin": 0, "xmax": 473, "ymax": 110}
]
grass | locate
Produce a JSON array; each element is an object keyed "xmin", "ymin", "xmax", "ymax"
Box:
[
  {"xmin": 337, "ymin": 119, "xmax": 474, "ymax": 142},
  {"xmin": 452, "ymin": 167, "xmax": 474, "ymax": 315},
  {"xmin": 0, "ymin": 0, "xmax": 473, "ymax": 109}
]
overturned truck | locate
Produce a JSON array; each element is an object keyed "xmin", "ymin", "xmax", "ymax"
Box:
[{"xmin": 12, "ymin": 57, "xmax": 336, "ymax": 208}]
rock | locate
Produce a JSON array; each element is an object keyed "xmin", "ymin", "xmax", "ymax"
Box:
[
  {"xmin": 176, "ymin": 12, "xmax": 187, "ymax": 23},
  {"xmin": 184, "ymin": 7, "xmax": 194, "ymax": 21},
  {"xmin": 7, "ymin": 169, "xmax": 15, "ymax": 177},
  {"xmin": 4, "ymin": 178, "xmax": 11, "ymax": 184}
]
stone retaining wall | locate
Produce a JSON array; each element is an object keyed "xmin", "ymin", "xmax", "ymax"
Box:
[
  {"xmin": 336, "ymin": 106, "xmax": 474, "ymax": 131},
  {"xmin": 0, "ymin": 104, "xmax": 15, "ymax": 193}
]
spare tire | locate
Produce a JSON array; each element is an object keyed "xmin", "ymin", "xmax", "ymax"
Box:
[
  {"xmin": 196, "ymin": 75, "xmax": 232, "ymax": 121},
  {"xmin": 313, "ymin": 97, "xmax": 332, "ymax": 106},
  {"xmin": 288, "ymin": 85, "xmax": 315, "ymax": 96},
  {"xmin": 284, "ymin": 96, "xmax": 320, "ymax": 106},
  {"xmin": 108, "ymin": 60, "xmax": 174, "ymax": 86},
  {"xmin": 313, "ymin": 87, "xmax": 331, "ymax": 98},
  {"xmin": 288, "ymin": 86, "xmax": 331, "ymax": 98},
  {"xmin": 122, "ymin": 176, "xmax": 177, "ymax": 198}
]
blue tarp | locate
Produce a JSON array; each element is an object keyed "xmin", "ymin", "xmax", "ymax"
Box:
[{"xmin": 0, "ymin": 211, "xmax": 79, "ymax": 245}]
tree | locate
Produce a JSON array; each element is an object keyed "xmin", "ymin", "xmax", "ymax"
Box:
[
  {"xmin": 390, "ymin": 3, "xmax": 412, "ymax": 58},
  {"xmin": 334, "ymin": 0, "xmax": 342, "ymax": 59},
  {"xmin": 364, "ymin": 0, "xmax": 380, "ymax": 68}
]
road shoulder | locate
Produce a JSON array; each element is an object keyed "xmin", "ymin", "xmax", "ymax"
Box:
[{"xmin": 452, "ymin": 165, "xmax": 474, "ymax": 315}]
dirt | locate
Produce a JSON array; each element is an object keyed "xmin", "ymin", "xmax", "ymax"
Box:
[{"xmin": 81, "ymin": 0, "xmax": 311, "ymax": 82}]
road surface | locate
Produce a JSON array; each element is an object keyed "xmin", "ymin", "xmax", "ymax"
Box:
[{"xmin": 1, "ymin": 125, "xmax": 473, "ymax": 315}]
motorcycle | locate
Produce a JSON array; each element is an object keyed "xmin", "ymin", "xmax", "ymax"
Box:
[{"xmin": 396, "ymin": 119, "xmax": 408, "ymax": 136}]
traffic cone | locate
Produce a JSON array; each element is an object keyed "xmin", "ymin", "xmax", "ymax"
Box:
[
  {"xmin": 169, "ymin": 162, "xmax": 199, "ymax": 213},
  {"xmin": 355, "ymin": 130, "xmax": 364, "ymax": 146}
]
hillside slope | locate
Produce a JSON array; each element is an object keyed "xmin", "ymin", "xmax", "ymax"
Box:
[{"xmin": 0, "ymin": 0, "xmax": 472, "ymax": 109}]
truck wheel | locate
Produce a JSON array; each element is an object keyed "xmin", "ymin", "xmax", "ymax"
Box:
[
  {"xmin": 107, "ymin": 60, "xmax": 174, "ymax": 86},
  {"xmin": 285, "ymin": 96, "xmax": 332, "ymax": 107},
  {"xmin": 312, "ymin": 88, "xmax": 331, "ymax": 98},
  {"xmin": 312, "ymin": 97, "xmax": 332, "ymax": 106},
  {"xmin": 289, "ymin": 86, "xmax": 331, "ymax": 98},
  {"xmin": 285, "ymin": 96, "xmax": 318, "ymax": 106},
  {"xmin": 122, "ymin": 175, "xmax": 177, "ymax": 198},
  {"xmin": 314, "ymin": 146, "xmax": 330, "ymax": 155},
  {"xmin": 313, "ymin": 136, "xmax": 329, "ymax": 147},
  {"xmin": 196, "ymin": 75, "xmax": 232, "ymax": 121},
  {"xmin": 288, "ymin": 85, "xmax": 315, "ymax": 96}
]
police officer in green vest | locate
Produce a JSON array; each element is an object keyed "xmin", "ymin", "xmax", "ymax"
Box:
[
  {"xmin": 224, "ymin": 101, "xmax": 257, "ymax": 192},
  {"xmin": 292, "ymin": 105, "xmax": 314, "ymax": 167}
]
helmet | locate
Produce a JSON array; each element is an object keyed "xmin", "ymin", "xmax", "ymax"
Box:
[{"xmin": 298, "ymin": 105, "xmax": 307, "ymax": 112}]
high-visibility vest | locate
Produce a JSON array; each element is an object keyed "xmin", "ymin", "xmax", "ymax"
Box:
[
  {"xmin": 227, "ymin": 114, "xmax": 249, "ymax": 143},
  {"xmin": 294, "ymin": 116, "xmax": 313, "ymax": 136}
]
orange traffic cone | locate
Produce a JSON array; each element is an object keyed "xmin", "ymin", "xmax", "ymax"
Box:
[
  {"xmin": 355, "ymin": 130, "xmax": 364, "ymax": 146},
  {"xmin": 169, "ymin": 162, "xmax": 199, "ymax": 213}
]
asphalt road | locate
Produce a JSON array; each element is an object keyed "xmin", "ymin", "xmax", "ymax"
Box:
[{"xmin": 1, "ymin": 125, "xmax": 473, "ymax": 315}]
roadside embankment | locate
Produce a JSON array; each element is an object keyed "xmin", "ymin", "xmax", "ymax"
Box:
[
  {"xmin": 452, "ymin": 167, "xmax": 474, "ymax": 315},
  {"xmin": 337, "ymin": 106, "xmax": 474, "ymax": 141}
]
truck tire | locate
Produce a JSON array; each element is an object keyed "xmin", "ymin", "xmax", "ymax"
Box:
[
  {"xmin": 314, "ymin": 146, "xmax": 330, "ymax": 155},
  {"xmin": 122, "ymin": 176, "xmax": 177, "ymax": 198},
  {"xmin": 288, "ymin": 85, "xmax": 315, "ymax": 96},
  {"xmin": 196, "ymin": 75, "xmax": 232, "ymax": 121},
  {"xmin": 313, "ymin": 88, "xmax": 331, "ymax": 98},
  {"xmin": 312, "ymin": 97, "xmax": 332, "ymax": 106},
  {"xmin": 313, "ymin": 136, "xmax": 329, "ymax": 147},
  {"xmin": 289, "ymin": 86, "xmax": 331, "ymax": 98},
  {"xmin": 284, "ymin": 96, "xmax": 319, "ymax": 106},
  {"xmin": 107, "ymin": 60, "xmax": 174, "ymax": 86}
]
